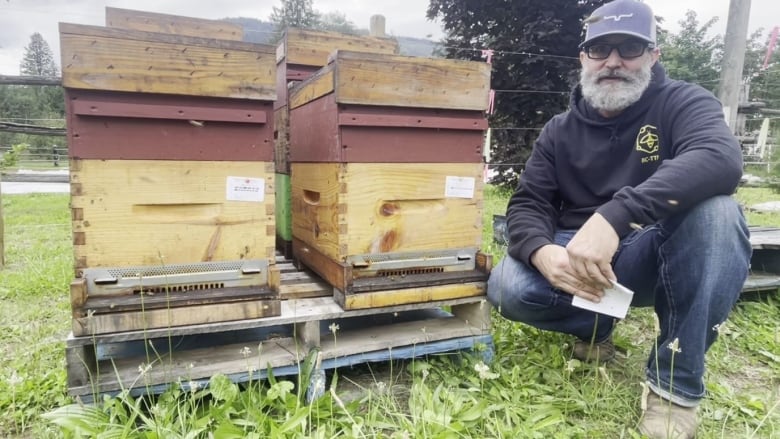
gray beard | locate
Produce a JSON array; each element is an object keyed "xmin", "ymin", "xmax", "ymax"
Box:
[{"xmin": 580, "ymin": 61, "xmax": 653, "ymax": 113}]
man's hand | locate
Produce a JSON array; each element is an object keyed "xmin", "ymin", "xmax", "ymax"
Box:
[
  {"xmin": 530, "ymin": 244, "xmax": 605, "ymax": 302},
  {"xmin": 565, "ymin": 213, "xmax": 619, "ymax": 291}
]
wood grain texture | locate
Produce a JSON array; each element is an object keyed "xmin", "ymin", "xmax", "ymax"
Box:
[
  {"xmin": 291, "ymin": 162, "xmax": 484, "ymax": 262},
  {"xmin": 335, "ymin": 51, "xmax": 491, "ymax": 110},
  {"xmin": 66, "ymin": 306, "xmax": 489, "ymax": 397},
  {"xmin": 59, "ymin": 23, "xmax": 275, "ymax": 100},
  {"xmin": 334, "ymin": 282, "xmax": 486, "ymax": 310},
  {"xmin": 289, "ymin": 70, "xmax": 334, "ymax": 110},
  {"xmin": 274, "ymin": 106, "xmax": 290, "ymax": 173},
  {"xmin": 279, "ymin": 28, "xmax": 399, "ymax": 66},
  {"xmin": 72, "ymin": 299, "xmax": 281, "ymax": 336},
  {"xmin": 291, "ymin": 50, "xmax": 491, "ymax": 110},
  {"xmin": 66, "ymin": 295, "xmax": 489, "ymax": 346},
  {"xmin": 71, "ymin": 159, "xmax": 275, "ymax": 267},
  {"xmin": 106, "ymin": 7, "xmax": 243, "ymax": 40}
]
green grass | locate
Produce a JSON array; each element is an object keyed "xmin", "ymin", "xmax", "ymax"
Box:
[{"xmin": 1, "ymin": 189, "xmax": 778, "ymax": 438}]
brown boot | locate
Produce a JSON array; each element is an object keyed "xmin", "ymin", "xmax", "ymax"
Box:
[
  {"xmin": 638, "ymin": 389, "xmax": 698, "ymax": 439},
  {"xmin": 573, "ymin": 335, "xmax": 615, "ymax": 363}
]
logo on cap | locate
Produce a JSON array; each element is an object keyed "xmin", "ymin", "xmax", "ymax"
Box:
[{"xmin": 604, "ymin": 14, "xmax": 634, "ymax": 22}]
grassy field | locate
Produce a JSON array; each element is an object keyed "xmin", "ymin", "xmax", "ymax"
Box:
[{"xmin": 0, "ymin": 187, "xmax": 778, "ymax": 438}]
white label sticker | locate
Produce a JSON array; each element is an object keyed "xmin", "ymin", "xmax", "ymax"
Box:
[
  {"xmin": 444, "ymin": 176, "xmax": 475, "ymax": 199},
  {"xmin": 226, "ymin": 176, "xmax": 265, "ymax": 202},
  {"xmin": 572, "ymin": 281, "xmax": 634, "ymax": 319}
]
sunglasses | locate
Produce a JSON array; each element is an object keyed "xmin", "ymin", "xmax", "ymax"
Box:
[{"xmin": 583, "ymin": 40, "xmax": 653, "ymax": 60}]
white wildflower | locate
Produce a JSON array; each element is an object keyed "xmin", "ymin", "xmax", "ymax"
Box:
[
  {"xmin": 240, "ymin": 346, "xmax": 251, "ymax": 358},
  {"xmin": 565, "ymin": 359, "xmax": 581, "ymax": 373},
  {"xmin": 138, "ymin": 363, "xmax": 152, "ymax": 376},
  {"xmin": 374, "ymin": 381, "xmax": 387, "ymax": 394},
  {"xmin": 329, "ymin": 322, "xmax": 340, "ymax": 334},
  {"xmin": 667, "ymin": 338, "xmax": 682, "ymax": 353},
  {"xmin": 188, "ymin": 381, "xmax": 200, "ymax": 392},
  {"xmin": 8, "ymin": 370, "xmax": 22, "ymax": 387},
  {"xmin": 421, "ymin": 368, "xmax": 430, "ymax": 380},
  {"xmin": 652, "ymin": 313, "xmax": 660, "ymax": 335},
  {"xmin": 474, "ymin": 361, "xmax": 499, "ymax": 380},
  {"xmin": 598, "ymin": 366, "xmax": 611, "ymax": 382},
  {"xmin": 712, "ymin": 321, "xmax": 732, "ymax": 335}
]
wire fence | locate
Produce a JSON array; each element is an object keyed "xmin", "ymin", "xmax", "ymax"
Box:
[{"xmin": 0, "ymin": 146, "xmax": 68, "ymax": 171}]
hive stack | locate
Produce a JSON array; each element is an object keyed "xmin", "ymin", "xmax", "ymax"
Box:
[
  {"xmin": 274, "ymin": 29, "xmax": 399, "ymax": 259},
  {"xmin": 289, "ymin": 50, "xmax": 493, "ymax": 310},
  {"xmin": 61, "ymin": 9, "xmax": 280, "ymax": 336}
]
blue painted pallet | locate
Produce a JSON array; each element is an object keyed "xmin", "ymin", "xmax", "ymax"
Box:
[{"xmin": 68, "ymin": 302, "xmax": 493, "ymax": 403}]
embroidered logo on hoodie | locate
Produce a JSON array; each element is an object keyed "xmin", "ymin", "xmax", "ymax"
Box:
[{"xmin": 636, "ymin": 125, "xmax": 660, "ymax": 163}]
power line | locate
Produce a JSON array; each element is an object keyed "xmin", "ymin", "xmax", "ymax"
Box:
[
  {"xmin": 441, "ymin": 45, "xmax": 579, "ymax": 61},
  {"xmin": 494, "ymin": 89, "xmax": 569, "ymax": 94}
]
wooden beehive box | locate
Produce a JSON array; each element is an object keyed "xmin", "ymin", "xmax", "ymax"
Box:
[
  {"xmin": 288, "ymin": 50, "xmax": 491, "ymax": 163},
  {"xmin": 274, "ymin": 32, "xmax": 400, "ymax": 259},
  {"xmin": 274, "ymin": 29, "xmax": 400, "ymax": 172},
  {"xmin": 60, "ymin": 17, "xmax": 281, "ymax": 333},
  {"xmin": 61, "ymin": 21, "xmax": 278, "ymax": 265},
  {"xmin": 287, "ymin": 51, "xmax": 491, "ymax": 303},
  {"xmin": 60, "ymin": 22, "xmax": 275, "ymax": 99},
  {"xmin": 105, "ymin": 7, "xmax": 243, "ymax": 40},
  {"xmin": 70, "ymin": 159, "xmax": 276, "ymax": 268},
  {"xmin": 291, "ymin": 161, "xmax": 486, "ymax": 295}
]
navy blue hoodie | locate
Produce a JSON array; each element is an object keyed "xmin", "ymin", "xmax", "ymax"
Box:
[{"xmin": 506, "ymin": 63, "xmax": 743, "ymax": 266}]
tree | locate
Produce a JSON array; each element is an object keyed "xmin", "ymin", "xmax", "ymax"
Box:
[
  {"xmin": 318, "ymin": 11, "xmax": 358, "ymax": 35},
  {"xmin": 656, "ymin": 11, "xmax": 721, "ymax": 93},
  {"xmin": 745, "ymin": 31, "xmax": 780, "ymax": 131},
  {"xmin": 427, "ymin": 0, "xmax": 607, "ymax": 187},
  {"xmin": 270, "ymin": 0, "xmax": 320, "ymax": 35},
  {"xmin": 1, "ymin": 33, "xmax": 64, "ymax": 160},
  {"xmin": 19, "ymin": 32, "xmax": 58, "ymax": 77}
]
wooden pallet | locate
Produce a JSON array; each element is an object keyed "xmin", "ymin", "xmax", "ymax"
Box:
[
  {"xmin": 745, "ymin": 227, "xmax": 780, "ymax": 293},
  {"xmin": 65, "ymin": 294, "xmax": 491, "ymax": 402}
]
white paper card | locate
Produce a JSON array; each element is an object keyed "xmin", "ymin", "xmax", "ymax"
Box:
[
  {"xmin": 226, "ymin": 176, "xmax": 265, "ymax": 202},
  {"xmin": 444, "ymin": 176, "xmax": 475, "ymax": 199},
  {"xmin": 571, "ymin": 281, "xmax": 634, "ymax": 319}
]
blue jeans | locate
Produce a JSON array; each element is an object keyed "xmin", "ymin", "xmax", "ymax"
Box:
[{"xmin": 487, "ymin": 196, "xmax": 751, "ymax": 405}]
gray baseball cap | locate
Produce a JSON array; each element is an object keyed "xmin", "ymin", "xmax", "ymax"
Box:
[{"xmin": 581, "ymin": 0, "xmax": 657, "ymax": 47}]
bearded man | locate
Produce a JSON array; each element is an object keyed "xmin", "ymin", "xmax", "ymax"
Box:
[{"xmin": 486, "ymin": 1, "xmax": 751, "ymax": 438}]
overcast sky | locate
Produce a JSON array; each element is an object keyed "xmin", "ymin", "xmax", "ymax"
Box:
[{"xmin": 0, "ymin": 0, "xmax": 777, "ymax": 75}]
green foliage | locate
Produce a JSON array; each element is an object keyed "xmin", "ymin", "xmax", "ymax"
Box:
[
  {"xmin": 317, "ymin": 11, "xmax": 358, "ymax": 35},
  {"xmin": 268, "ymin": 0, "xmax": 359, "ymax": 42},
  {"xmin": 657, "ymin": 11, "xmax": 722, "ymax": 92},
  {"xmin": 269, "ymin": 0, "xmax": 320, "ymax": 34},
  {"xmin": 1, "ymin": 143, "xmax": 28, "ymax": 169},
  {"xmin": 20, "ymin": 32, "xmax": 58, "ymax": 77},
  {"xmin": 747, "ymin": 30, "xmax": 780, "ymax": 133},
  {"xmin": 1, "ymin": 32, "xmax": 65, "ymax": 155},
  {"xmin": 2, "ymin": 191, "xmax": 780, "ymax": 438},
  {"xmin": 427, "ymin": 0, "xmax": 608, "ymax": 188}
]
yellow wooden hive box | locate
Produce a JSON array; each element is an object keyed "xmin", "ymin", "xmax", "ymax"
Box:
[
  {"xmin": 291, "ymin": 162, "xmax": 485, "ymax": 287},
  {"xmin": 70, "ymin": 159, "xmax": 276, "ymax": 270}
]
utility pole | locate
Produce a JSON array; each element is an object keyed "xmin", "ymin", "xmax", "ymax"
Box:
[
  {"xmin": 718, "ymin": 0, "xmax": 752, "ymax": 134},
  {"xmin": 370, "ymin": 15, "xmax": 386, "ymax": 38}
]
